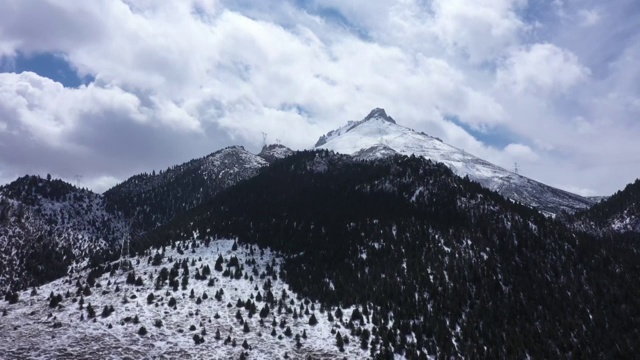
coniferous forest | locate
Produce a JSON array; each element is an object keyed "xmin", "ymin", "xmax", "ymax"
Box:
[{"xmin": 139, "ymin": 151, "xmax": 640, "ymax": 359}]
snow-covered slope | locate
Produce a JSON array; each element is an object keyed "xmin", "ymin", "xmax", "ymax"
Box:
[
  {"xmin": 258, "ymin": 144, "xmax": 294, "ymax": 164},
  {"xmin": 316, "ymin": 108, "xmax": 595, "ymax": 215},
  {"xmin": 0, "ymin": 176, "xmax": 128, "ymax": 291},
  {"xmin": 0, "ymin": 238, "xmax": 372, "ymax": 359}
]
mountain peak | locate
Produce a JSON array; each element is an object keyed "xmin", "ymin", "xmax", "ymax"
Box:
[
  {"xmin": 364, "ymin": 108, "xmax": 395, "ymax": 124},
  {"xmin": 314, "ymin": 108, "xmax": 397, "ymax": 147},
  {"xmin": 315, "ymin": 109, "xmax": 595, "ymax": 214}
]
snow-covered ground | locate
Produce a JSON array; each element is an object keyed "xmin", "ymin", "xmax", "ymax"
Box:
[
  {"xmin": 259, "ymin": 144, "xmax": 295, "ymax": 163},
  {"xmin": 0, "ymin": 239, "xmax": 374, "ymax": 359}
]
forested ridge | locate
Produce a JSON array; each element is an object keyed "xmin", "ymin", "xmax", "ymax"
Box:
[
  {"xmin": 571, "ymin": 178, "xmax": 640, "ymax": 234},
  {"xmin": 104, "ymin": 146, "xmax": 268, "ymax": 235},
  {"xmin": 0, "ymin": 175, "xmax": 127, "ymax": 290},
  {"xmin": 139, "ymin": 151, "xmax": 640, "ymax": 359}
]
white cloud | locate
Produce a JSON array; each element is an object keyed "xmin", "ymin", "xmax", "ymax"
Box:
[
  {"xmin": 578, "ymin": 9, "xmax": 601, "ymax": 27},
  {"xmin": 0, "ymin": 72, "xmax": 149, "ymax": 148},
  {"xmin": 496, "ymin": 43, "xmax": 590, "ymax": 95},
  {"xmin": 504, "ymin": 143, "xmax": 539, "ymax": 162},
  {"xmin": 79, "ymin": 175, "xmax": 121, "ymax": 193},
  {"xmin": 555, "ymin": 185, "xmax": 598, "ymax": 197},
  {"xmin": 0, "ymin": 0, "xmax": 637, "ymax": 197},
  {"xmin": 430, "ymin": 0, "xmax": 528, "ymax": 63}
]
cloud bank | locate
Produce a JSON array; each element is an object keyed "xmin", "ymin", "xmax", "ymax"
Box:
[{"xmin": 0, "ymin": 0, "xmax": 639, "ymax": 195}]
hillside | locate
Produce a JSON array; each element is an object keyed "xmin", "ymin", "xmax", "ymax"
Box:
[
  {"xmin": 572, "ymin": 178, "xmax": 640, "ymax": 234},
  {"xmin": 141, "ymin": 151, "xmax": 640, "ymax": 358},
  {"xmin": 0, "ymin": 176, "xmax": 128, "ymax": 291},
  {"xmin": 104, "ymin": 146, "xmax": 274, "ymax": 236},
  {"xmin": 1, "ymin": 239, "xmax": 367, "ymax": 359}
]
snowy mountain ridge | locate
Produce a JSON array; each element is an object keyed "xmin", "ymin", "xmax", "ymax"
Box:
[
  {"xmin": 104, "ymin": 144, "xmax": 291, "ymax": 237},
  {"xmin": 316, "ymin": 108, "xmax": 595, "ymax": 215}
]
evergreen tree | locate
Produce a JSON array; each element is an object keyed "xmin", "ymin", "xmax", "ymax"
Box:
[
  {"xmin": 86, "ymin": 303, "xmax": 95, "ymax": 318},
  {"xmin": 309, "ymin": 313, "xmax": 318, "ymax": 326},
  {"xmin": 336, "ymin": 332, "xmax": 344, "ymax": 352}
]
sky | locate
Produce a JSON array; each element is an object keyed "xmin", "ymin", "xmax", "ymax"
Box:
[{"xmin": 0, "ymin": 0, "xmax": 639, "ymax": 196}]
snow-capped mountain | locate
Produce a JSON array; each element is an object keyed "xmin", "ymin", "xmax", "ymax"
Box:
[
  {"xmin": 316, "ymin": 108, "xmax": 595, "ymax": 215},
  {"xmin": 133, "ymin": 151, "xmax": 640, "ymax": 358},
  {"xmin": 0, "ymin": 176, "xmax": 128, "ymax": 291},
  {"xmin": 2, "ymin": 151, "xmax": 638, "ymax": 358}
]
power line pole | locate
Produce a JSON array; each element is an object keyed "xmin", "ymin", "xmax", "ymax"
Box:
[
  {"xmin": 74, "ymin": 175, "xmax": 83, "ymax": 187},
  {"xmin": 121, "ymin": 209, "xmax": 139, "ymax": 271}
]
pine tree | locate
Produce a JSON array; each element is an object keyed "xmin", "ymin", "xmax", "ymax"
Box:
[
  {"xmin": 87, "ymin": 303, "xmax": 96, "ymax": 318},
  {"xmin": 215, "ymin": 255, "xmax": 224, "ymax": 272},
  {"xmin": 309, "ymin": 313, "xmax": 318, "ymax": 326},
  {"xmin": 336, "ymin": 332, "xmax": 344, "ymax": 352},
  {"xmin": 259, "ymin": 304, "xmax": 270, "ymax": 318}
]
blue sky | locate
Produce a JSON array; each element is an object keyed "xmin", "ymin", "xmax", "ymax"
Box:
[
  {"xmin": 0, "ymin": 0, "xmax": 639, "ymax": 195},
  {"xmin": 1, "ymin": 52, "xmax": 92, "ymax": 87}
]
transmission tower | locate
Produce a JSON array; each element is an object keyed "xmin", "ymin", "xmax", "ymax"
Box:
[
  {"xmin": 74, "ymin": 175, "xmax": 83, "ymax": 187},
  {"xmin": 262, "ymin": 132, "xmax": 267, "ymax": 147},
  {"xmin": 514, "ymin": 162, "xmax": 519, "ymax": 174},
  {"xmin": 120, "ymin": 209, "xmax": 140, "ymax": 271}
]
